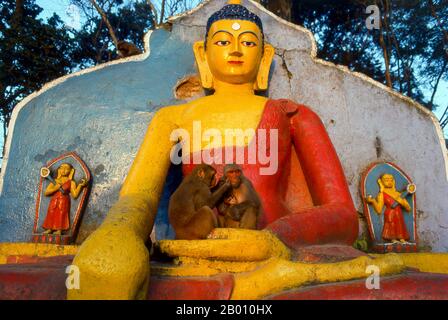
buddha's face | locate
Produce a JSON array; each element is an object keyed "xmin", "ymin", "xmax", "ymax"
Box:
[
  {"xmin": 59, "ymin": 164, "xmax": 72, "ymax": 177},
  {"xmin": 205, "ymin": 20, "xmax": 263, "ymax": 84},
  {"xmin": 381, "ymin": 174, "xmax": 395, "ymax": 188}
]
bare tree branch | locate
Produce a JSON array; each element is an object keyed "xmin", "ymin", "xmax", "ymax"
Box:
[
  {"xmin": 146, "ymin": 0, "xmax": 159, "ymax": 27},
  {"xmin": 90, "ymin": 0, "xmax": 120, "ymax": 55},
  {"xmin": 428, "ymin": 0, "xmax": 448, "ymax": 60},
  {"xmin": 430, "ymin": 59, "xmax": 447, "ymax": 109},
  {"xmin": 159, "ymin": 0, "xmax": 166, "ymax": 25}
]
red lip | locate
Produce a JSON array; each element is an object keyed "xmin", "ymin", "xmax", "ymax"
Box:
[{"xmin": 228, "ymin": 61, "xmax": 244, "ymax": 65}]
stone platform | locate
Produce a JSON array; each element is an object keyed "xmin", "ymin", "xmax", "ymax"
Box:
[{"xmin": 1, "ymin": 249, "xmax": 447, "ymax": 300}]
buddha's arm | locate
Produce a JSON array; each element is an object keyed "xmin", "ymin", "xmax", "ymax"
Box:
[
  {"xmin": 116, "ymin": 106, "xmax": 179, "ymax": 237},
  {"xmin": 68, "ymin": 107, "xmax": 178, "ymax": 300},
  {"xmin": 266, "ymin": 104, "xmax": 358, "ymax": 249}
]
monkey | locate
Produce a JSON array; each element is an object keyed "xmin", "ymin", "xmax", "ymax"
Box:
[
  {"xmin": 216, "ymin": 164, "xmax": 262, "ymax": 229},
  {"xmin": 117, "ymin": 41, "xmax": 142, "ymax": 58},
  {"xmin": 168, "ymin": 164, "xmax": 231, "ymax": 240}
]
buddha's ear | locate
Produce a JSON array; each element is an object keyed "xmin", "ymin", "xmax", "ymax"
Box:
[
  {"xmin": 255, "ymin": 43, "xmax": 275, "ymax": 91},
  {"xmin": 193, "ymin": 41, "xmax": 213, "ymax": 90}
]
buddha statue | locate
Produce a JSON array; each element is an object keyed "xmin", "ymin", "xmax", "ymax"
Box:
[{"xmin": 68, "ymin": 0, "xmax": 358, "ymax": 299}]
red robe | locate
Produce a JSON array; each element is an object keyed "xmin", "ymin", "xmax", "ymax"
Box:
[
  {"xmin": 382, "ymin": 193, "xmax": 410, "ymax": 241},
  {"xmin": 42, "ymin": 180, "xmax": 71, "ymax": 231},
  {"xmin": 183, "ymin": 99, "xmax": 358, "ymax": 250}
]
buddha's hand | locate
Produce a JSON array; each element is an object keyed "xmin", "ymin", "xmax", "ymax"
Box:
[
  {"xmin": 68, "ymin": 195, "xmax": 152, "ymax": 300},
  {"xmin": 366, "ymin": 195, "xmax": 374, "ymax": 204},
  {"xmin": 78, "ymin": 178, "xmax": 88, "ymax": 187},
  {"xmin": 206, "ymin": 228, "xmax": 291, "ymax": 261}
]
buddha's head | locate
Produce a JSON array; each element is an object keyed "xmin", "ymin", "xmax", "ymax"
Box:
[
  {"xmin": 193, "ymin": 0, "xmax": 275, "ymax": 91},
  {"xmin": 57, "ymin": 163, "xmax": 73, "ymax": 179},
  {"xmin": 381, "ymin": 174, "xmax": 395, "ymax": 189}
]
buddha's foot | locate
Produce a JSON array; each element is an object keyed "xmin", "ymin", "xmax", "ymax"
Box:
[
  {"xmin": 42, "ymin": 229, "xmax": 52, "ymax": 234},
  {"xmin": 54, "ymin": 230, "xmax": 62, "ymax": 235},
  {"xmin": 231, "ymin": 254, "xmax": 405, "ymax": 300}
]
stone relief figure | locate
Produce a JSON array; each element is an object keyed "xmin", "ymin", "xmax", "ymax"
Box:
[
  {"xmin": 366, "ymin": 174, "xmax": 412, "ymax": 244},
  {"xmin": 41, "ymin": 163, "xmax": 88, "ymax": 235},
  {"xmin": 69, "ymin": 0, "xmax": 358, "ymax": 299}
]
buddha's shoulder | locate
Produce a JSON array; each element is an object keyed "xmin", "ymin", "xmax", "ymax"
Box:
[{"xmin": 268, "ymin": 99, "xmax": 321, "ymax": 118}]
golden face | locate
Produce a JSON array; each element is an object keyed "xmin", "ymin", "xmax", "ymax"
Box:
[
  {"xmin": 205, "ymin": 20, "xmax": 263, "ymax": 84},
  {"xmin": 381, "ymin": 174, "xmax": 395, "ymax": 188},
  {"xmin": 59, "ymin": 164, "xmax": 72, "ymax": 177}
]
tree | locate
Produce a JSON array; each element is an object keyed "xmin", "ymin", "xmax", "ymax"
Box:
[
  {"xmin": 261, "ymin": 0, "xmax": 448, "ymax": 116},
  {"xmin": 70, "ymin": 0, "xmax": 156, "ymax": 66},
  {"xmin": 0, "ymin": 0, "xmax": 77, "ymax": 153}
]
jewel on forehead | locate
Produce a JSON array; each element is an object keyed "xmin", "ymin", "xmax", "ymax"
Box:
[{"xmin": 232, "ymin": 22, "xmax": 241, "ymax": 31}]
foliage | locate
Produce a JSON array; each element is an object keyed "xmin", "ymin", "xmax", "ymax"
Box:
[
  {"xmin": 0, "ymin": 0, "xmax": 77, "ymax": 147},
  {"xmin": 70, "ymin": 0, "xmax": 155, "ymax": 66},
  {"xmin": 259, "ymin": 0, "xmax": 448, "ymax": 135},
  {"xmin": 282, "ymin": 0, "xmax": 448, "ymax": 112}
]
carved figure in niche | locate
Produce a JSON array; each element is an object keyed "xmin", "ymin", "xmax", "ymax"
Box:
[
  {"xmin": 41, "ymin": 163, "xmax": 88, "ymax": 235},
  {"xmin": 361, "ymin": 162, "xmax": 417, "ymax": 253},
  {"xmin": 216, "ymin": 164, "xmax": 261, "ymax": 229},
  {"xmin": 366, "ymin": 174, "xmax": 414, "ymax": 244},
  {"xmin": 34, "ymin": 152, "xmax": 91, "ymax": 245}
]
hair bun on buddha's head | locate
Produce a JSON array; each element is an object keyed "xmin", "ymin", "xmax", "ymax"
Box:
[{"xmin": 205, "ymin": 0, "xmax": 264, "ymax": 44}]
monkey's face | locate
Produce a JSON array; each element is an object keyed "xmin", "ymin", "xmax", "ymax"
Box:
[
  {"xmin": 207, "ymin": 170, "xmax": 218, "ymax": 188},
  {"xmin": 198, "ymin": 165, "xmax": 218, "ymax": 188},
  {"xmin": 226, "ymin": 169, "xmax": 242, "ymax": 188}
]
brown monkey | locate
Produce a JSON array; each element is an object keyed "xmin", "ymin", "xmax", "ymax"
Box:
[
  {"xmin": 117, "ymin": 41, "xmax": 142, "ymax": 58},
  {"xmin": 168, "ymin": 164, "xmax": 231, "ymax": 240},
  {"xmin": 217, "ymin": 164, "xmax": 261, "ymax": 229}
]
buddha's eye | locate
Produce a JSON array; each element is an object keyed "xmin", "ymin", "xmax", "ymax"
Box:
[
  {"xmin": 215, "ymin": 40, "xmax": 230, "ymax": 46},
  {"xmin": 242, "ymin": 41, "xmax": 257, "ymax": 47}
]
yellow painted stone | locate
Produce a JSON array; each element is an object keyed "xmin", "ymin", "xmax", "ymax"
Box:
[
  {"xmin": 156, "ymin": 229, "xmax": 291, "ymax": 262},
  {"xmin": 175, "ymin": 256, "xmax": 265, "ymax": 273},
  {"xmin": 151, "ymin": 263, "xmax": 221, "ymax": 277},
  {"xmin": 372, "ymin": 253, "xmax": 448, "ymax": 274},
  {"xmin": 0, "ymin": 242, "xmax": 78, "ymax": 264},
  {"xmin": 231, "ymin": 254, "xmax": 405, "ymax": 300}
]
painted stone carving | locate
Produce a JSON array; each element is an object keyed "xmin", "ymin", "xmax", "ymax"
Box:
[
  {"xmin": 33, "ymin": 152, "xmax": 90, "ymax": 245},
  {"xmin": 68, "ymin": 0, "xmax": 359, "ymax": 299},
  {"xmin": 361, "ymin": 162, "xmax": 417, "ymax": 253}
]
